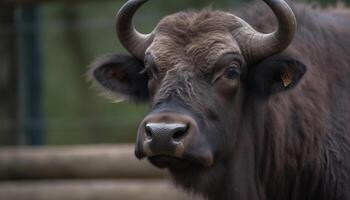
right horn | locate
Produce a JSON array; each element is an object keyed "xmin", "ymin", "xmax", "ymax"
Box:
[
  {"xmin": 234, "ymin": 0, "xmax": 297, "ymax": 63},
  {"xmin": 116, "ymin": 0, "xmax": 154, "ymax": 60}
]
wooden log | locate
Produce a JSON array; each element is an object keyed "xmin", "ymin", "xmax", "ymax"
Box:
[
  {"xmin": 0, "ymin": 144, "xmax": 167, "ymax": 180},
  {"xmin": 0, "ymin": 179, "xmax": 201, "ymax": 200}
]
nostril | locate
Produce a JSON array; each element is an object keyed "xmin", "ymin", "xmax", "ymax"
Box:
[
  {"xmin": 145, "ymin": 124, "xmax": 153, "ymax": 138},
  {"xmin": 172, "ymin": 125, "xmax": 188, "ymax": 141}
]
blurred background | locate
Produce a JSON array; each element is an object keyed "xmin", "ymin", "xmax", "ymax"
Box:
[
  {"xmin": 1, "ymin": 0, "xmax": 347, "ymax": 146},
  {"xmin": 0, "ymin": 0, "xmax": 250, "ymax": 146},
  {"xmin": 0, "ymin": 0, "xmax": 348, "ymax": 199}
]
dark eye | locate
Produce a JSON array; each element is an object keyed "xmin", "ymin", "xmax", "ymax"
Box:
[{"xmin": 225, "ymin": 66, "xmax": 240, "ymax": 79}]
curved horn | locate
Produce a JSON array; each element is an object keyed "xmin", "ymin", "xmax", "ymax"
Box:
[
  {"xmin": 116, "ymin": 0, "xmax": 154, "ymax": 60},
  {"xmin": 233, "ymin": 0, "xmax": 296, "ymax": 63}
]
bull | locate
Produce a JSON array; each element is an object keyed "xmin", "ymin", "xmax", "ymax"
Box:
[{"xmin": 89, "ymin": 0, "xmax": 350, "ymax": 199}]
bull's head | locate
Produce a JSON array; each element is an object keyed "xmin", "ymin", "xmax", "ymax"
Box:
[{"xmin": 90, "ymin": 0, "xmax": 306, "ymax": 190}]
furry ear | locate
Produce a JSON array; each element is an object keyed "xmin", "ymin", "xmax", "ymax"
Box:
[
  {"xmin": 88, "ymin": 54, "xmax": 149, "ymax": 102},
  {"xmin": 247, "ymin": 56, "xmax": 307, "ymax": 96}
]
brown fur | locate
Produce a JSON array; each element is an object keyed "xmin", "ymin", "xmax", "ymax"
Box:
[
  {"xmin": 145, "ymin": 3, "xmax": 350, "ymax": 199},
  {"xmin": 90, "ymin": 2, "xmax": 350, "ymax": 200}
]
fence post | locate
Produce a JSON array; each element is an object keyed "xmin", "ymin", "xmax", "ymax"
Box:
[
  {"xmin": 17, "ymin": 5, "xmax": 44, "ymax": 145},
  {"xmin": 0, "ymin": 3, "xmax": 19, "ymax": 145}
]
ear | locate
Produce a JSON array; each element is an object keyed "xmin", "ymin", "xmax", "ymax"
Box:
[
  {"xmin": 247, "ymin": 57, "xmax": 307, "ymax": 96},
  {"xmin": 88, "ymin": 54, "xmax": 149, "ymax": 102}
]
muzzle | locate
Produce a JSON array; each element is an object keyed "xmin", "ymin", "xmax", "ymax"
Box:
[{"xmin": 135, "ymin": 111, "xmax": 214, "ymax": 168}]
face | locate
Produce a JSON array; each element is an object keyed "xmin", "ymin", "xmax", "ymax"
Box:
[
  {"xmin": 134, "ymin": 31, "xmax": 246, "ymax": 169},
  {"xmin": 89, "ymin": 2, "xmax": 305, "ymax": 185}
]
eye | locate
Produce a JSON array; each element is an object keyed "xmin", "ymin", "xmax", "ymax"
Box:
[{"xmin": 224, "ymin": 66, "xmax": 240, "ymax": 79}]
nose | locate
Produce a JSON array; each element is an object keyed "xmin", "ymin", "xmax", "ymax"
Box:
[
  {"xmin": 145, "ymin": 123, "xmax": 188, "ymax": 141},
  {"xmin": 135, "ymin": 113, "xmax": 196, "ymax": 158}
]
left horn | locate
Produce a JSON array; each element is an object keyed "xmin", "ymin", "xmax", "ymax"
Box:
[
  {"xmin": 116, "ymin": 0, "xmax": 154, "ymax": 60},
  {"xmin": 233, "ymin": 0, "xmax": 297, "ymax": 63}
]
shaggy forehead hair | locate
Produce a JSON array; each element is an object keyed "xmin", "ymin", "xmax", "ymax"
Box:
[
  {"xmin": 146, "ymin": 10, "xmax": 241, "ymax": 113},
  {"xmin": 147, "ymin": 9, "xmax": 242, "ymax": 75}
]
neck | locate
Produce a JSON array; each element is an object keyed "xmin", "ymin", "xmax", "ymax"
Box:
[
  {"xmin": 209, "ymin": 133, "xmax": 262, "ymax": 200},
  {"xmin": 248, "ymin": 95, "xmax": 329, "ymax": 200}
]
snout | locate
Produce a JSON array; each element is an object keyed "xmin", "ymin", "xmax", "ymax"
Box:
[
  {"xmin": 145, "ymin": 122, "xmax": 188, "ymax": 154},
  {"xmin": 135, "ymin": 112, "xmax": 213, "ymax": 168}
]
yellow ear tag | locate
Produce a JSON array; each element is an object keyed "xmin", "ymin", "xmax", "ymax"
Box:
[{"xmin": 281, "ymin": 69, "xmax": 293, "ymax": 88}]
